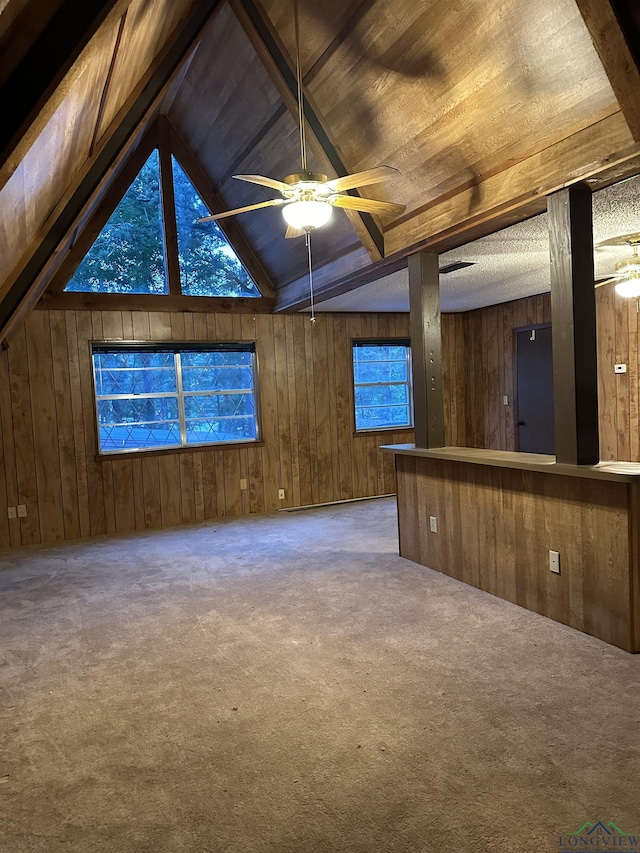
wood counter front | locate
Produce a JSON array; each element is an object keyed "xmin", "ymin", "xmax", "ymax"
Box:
[{"xmin": 382, "ymin": 445, "xmax": 640, "ymax": 652}]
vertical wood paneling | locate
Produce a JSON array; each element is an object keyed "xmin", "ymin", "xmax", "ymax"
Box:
[{"xmin": 396, "ymin": 454, "xmax": 636, "ymax": 652}]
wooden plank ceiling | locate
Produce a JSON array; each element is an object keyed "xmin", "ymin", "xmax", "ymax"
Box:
[{"xmin": 0, "ymin": 0, "xmax": 639, "ymax": 339}]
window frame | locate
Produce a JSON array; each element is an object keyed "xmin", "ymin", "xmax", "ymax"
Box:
[
  {"xmin": 91, "ymin": 341, "xmax": 262, "ymax": 457},
  {"xmin": 352, "ymin": 338, "xmax": 414, "ymax": 434}
]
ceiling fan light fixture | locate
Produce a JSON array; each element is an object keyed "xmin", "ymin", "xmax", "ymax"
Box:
[
  {"xmin": 282, "ymin": 199, "xmax": 333, "ymax": 230},
  {"xmin": 614, "ymin": 272, "xmax": 640, "ymax": 298}
]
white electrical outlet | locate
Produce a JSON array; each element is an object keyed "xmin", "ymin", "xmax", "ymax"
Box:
[
  {"xmin": 503, "ymin": 395, "xmax": 509, "ymax": 406},
  {"xmin": 240, "ymin": 479, "xmax": 247, "ymax": 491},
  {"xmin": 278, "ymin": 489, "xmax": 285, "ymax": 500},
  {"xmin": 429, "ymin": 515, "xmax": 437, "ymax": 533},
  {"xmin": 7, "ymin": 506, "xmax": 16, "ymax": 519},
  {"xmin": 549, "ymin": 550, "xmax": 561, "ymax": 574},
  {"xmin": 614, "ymin": 363, "xmax": 627, "ymax": 374},
  {"xmin": 17, "ymin": 505, "xmax": 27, "ymax": 518}
]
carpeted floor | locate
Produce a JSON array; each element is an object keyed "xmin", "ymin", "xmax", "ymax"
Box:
[{"xmin": 0, "ymin": 496, "xmax": 638, "ymax": 852}]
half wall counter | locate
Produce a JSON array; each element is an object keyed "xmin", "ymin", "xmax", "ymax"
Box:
[{"xmin": 382, "ymin": 445, "xmax": 640, "ymax": 652}]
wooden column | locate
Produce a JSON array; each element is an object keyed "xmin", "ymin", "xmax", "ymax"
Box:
[
  {"xmin": 408, "ymin": 251, "xmax": 445, "ymax": 448},
  {"xmin": 548, "ymin": 183, "xmax": 599, "ymax": 465}
]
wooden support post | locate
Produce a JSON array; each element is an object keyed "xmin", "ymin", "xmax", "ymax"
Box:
[
  {"xmin": 548, "ymin": 183, "xmax": 599, "ymax": 465},
  {"xmin": 408, "ymin": 251, "xmax": 445, "ymax": 449}
]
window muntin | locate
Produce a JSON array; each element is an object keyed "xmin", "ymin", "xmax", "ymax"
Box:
[
  {"xmin": 92, "ymin": 344, "xmax": 260, "ymax": 454},
  {"xmin": 353, "ymin": 339, "xmax": 413, "ymax": 432}
]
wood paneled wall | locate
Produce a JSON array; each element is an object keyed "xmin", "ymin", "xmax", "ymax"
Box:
[
  {"xmin": 396, "ymin": 454, "xmax": 639, "ymax": 652},
  {"xmin": 0, "ymin": 309, "xmax": 412, "ymax": 548},
  {"xmin": 440, "ymin": 294, "xmax": 552, "ymax": 451},
  {"xmin": 442, "ymin": 289, "xmax": 640, "ymax": 462}
]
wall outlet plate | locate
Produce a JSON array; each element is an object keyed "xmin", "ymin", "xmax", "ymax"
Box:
[
  {"xmin": 549, "ymin": 550, "xmax": 561, "ymax": 574},
  {"xmin": 240, "ymin": 479, "xmax": 247, "ymax": 490},
  {"xmin": 614, "ymin": 363, "xmax": 627, "ymax": 374},
  {"xmin": 17, "ymin": 504, "xmax": 27, "ymax": 518},
  {"xmin": 278, "ymin": 489, "xmax": 285, "ymax": 500},
  {"xmin": 7, "ymin": 506, "xmax": 16, "ymax": 519},
  {"xmin": 429, "ymin": 515, "xmax": 437, "ymax": 533}
]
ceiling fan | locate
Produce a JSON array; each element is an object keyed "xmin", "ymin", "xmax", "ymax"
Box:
[
  {"xmin": 595, "ymin": 234, "xmax": 640, "ymax": 298},
  {"xmin": 196, "ymin": 1, "xmax": 405, "ymax": 242}
]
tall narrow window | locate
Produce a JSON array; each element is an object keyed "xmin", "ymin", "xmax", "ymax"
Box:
[
  {"xmin": 353, "ymin": 339, "xmax": 413, "ymax": 431},
  {"xmin": 172, "ymin": 156, "xmax": 260, "ymax": 297},
  {"xmin": 92, "ymin": 344, "xmax": 260, "ymax": 454},
  {"xmin": 66, "ymin": 150, "xmax": 167, "ymax": 294}
]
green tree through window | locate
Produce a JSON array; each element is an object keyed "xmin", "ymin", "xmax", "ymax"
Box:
[
  {"xmin": 65, "ymin": 148, "xmax": 260, "ymax": 297},
  {"xmin": 353, "ymin": 340, "xmax": 413, "ymax": 431},
  {"xmin": 172, "ymin": 157, "xmax": 260, "ymax": 297},
  {"xmin": 66, "ymin": 150, "xmax": 166, "ymax": 294}
]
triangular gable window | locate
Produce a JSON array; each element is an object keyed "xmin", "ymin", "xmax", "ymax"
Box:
[
  {"xmin": 172, "ymin": 156, "xmax": 260, "ymax": 297},
  {"xmin": 65, "ymin": 149, "xmax": 260, "ymax": 298},
  {"xmin": 66, "ymin": 150, "xmax": 167, "ymax": 294}
]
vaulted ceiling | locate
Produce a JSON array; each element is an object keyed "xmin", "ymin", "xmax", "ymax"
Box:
[{"xmin": 1, "ymin": 0, "xmax": 639, "ymax": 343}]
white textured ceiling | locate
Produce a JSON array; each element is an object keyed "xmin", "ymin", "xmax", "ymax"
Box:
[{"xmin": 315, "ymin": 174, "xmax": 640, "ymax": 313}]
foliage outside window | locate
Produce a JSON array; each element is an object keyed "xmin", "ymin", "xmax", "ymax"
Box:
[
  {"xmin": 171, "ymin": 156, "xmax": 259, "ymax": 297},
  {"xmin": 66, "ymin": 149, "xmax": 260, "ymax": 298},
  {"xmin": 92, "ymin": 344, "xmax": 260, "ymax": 454},
  {"xmin": 353, "ymin": 339, "xmax": 413, "ymax": 431}
]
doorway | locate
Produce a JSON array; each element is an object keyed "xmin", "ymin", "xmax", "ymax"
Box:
[{"xmin": 515, "ymin": 324, "xmax": 555, "ymax": 455}]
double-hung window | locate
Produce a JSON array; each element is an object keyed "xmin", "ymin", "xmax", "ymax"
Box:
[
  {"xmin": 353, "ymin": 339, "xmax": 413, "ymax": 432},
  {"xmin": 92, "ymin": 343, "xmax": 260, "ymax": 454}
]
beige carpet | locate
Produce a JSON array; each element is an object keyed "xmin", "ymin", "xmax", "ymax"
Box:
[{"xmin": 0, "ymin": 497, "xmax": 638, "ymax": 852}]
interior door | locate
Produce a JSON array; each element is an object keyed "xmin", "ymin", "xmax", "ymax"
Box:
[{"xmin": 516, "ymin": 325, "xmax": 555, "ymax": 454}]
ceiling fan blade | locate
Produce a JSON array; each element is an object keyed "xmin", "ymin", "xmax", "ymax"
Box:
[
  {"xmin": 330, "ymin": 194, "xmax": 406, "ymax": 217},
  {"xmin": 325, "ymin": 166, "xmax": 400, "ymax": 193},
  {"xmin": 233, "ymin": 174, "xmax": 290, "ymax": 193},
  {"xmin": 197, "ymin": 198, "xmax": 285, "ymax": 222},
  {"xmin": 285, "ymin": 225, "xmax": 306, "ymax": 239},
  {"xmin": 594, "ymin": 277, "xmax": 618, "ymax": 288}
]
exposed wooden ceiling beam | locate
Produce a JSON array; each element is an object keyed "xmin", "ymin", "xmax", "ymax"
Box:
[
  {"xmin": 276, "ymin": 252, "xmax": 407, "ymax": 312},
  {"xmin": 230, "ymin": 0, "xmax": 384, "ymax": 262},
  {"xmin": 574, "ymin": 0, "xmax": 640, "ymax": 141},
  {"xmin": 0, "ymin": 0, "xmax": 224, "ymax": 345},
  {"xmin": 279, "ymin": 110, "xmax": 640, "ymax": 312},
  {"xmin": 385, "ymin": 111, "xmax": 640, "ymax": 260},
  {"xmin": 0, "ymin": 0, "xmax": 130, "ymax": 190}
]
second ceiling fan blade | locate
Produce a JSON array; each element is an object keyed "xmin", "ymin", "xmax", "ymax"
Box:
[
  {"xmin": 233, "ymin": 174, "xmax": 291, "ymax": 193},
  {"xmin": 197, "ymin": 198, "xmax": 285, "ymax": 222},
  {"xmin": 325, "ymin": 166, "xmax": 399, "ymax": 193},
  {"xmin": 331, "ymin": 194, "xmax": 406, "ymax": 217}
]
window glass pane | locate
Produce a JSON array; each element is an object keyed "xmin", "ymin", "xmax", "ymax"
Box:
[
  {"xmin": 353, "ymin": 360, "xmax": 408, "ymax": 384},
  {"xmin": 353, "ymin": 342, "xmax": 413, "ymax": 431},
  {"xmin": 97, "ymin": 397, "xmax": 180, "ymax": 451},
  {"xmin": 181, "ymin": 366, "xmax": 254, "ymax": 393},
  {"xmin": 93, "ymin": 346, "xmax": 259, "ymax": 453},
  {"xmin": 66, "ymin": 150, "xmax": 167, "ymax": 294},
  {"xmin": 172, "ymin": 157, "xmax": 261, "ymax": 298},
  {"xmin": 355, "ymin": 384, "xmax": 409, "ymax": 408},
  {"xmin": 184, "ymin": 393, "xmax": 255, "ymax": 419},
  {"xmin": 186, "ymin": 416, "xmax": 257, "ymax": 445}
]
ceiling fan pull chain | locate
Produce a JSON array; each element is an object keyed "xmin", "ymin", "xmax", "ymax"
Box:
[{"xmin": 306, "ymin": 230, "xmax": 316, "ymax": 324}]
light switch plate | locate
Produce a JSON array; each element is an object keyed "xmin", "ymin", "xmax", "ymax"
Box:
[{"xmin": 549, "ymin": 550, "xmax": 560, "ymax": 574}]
